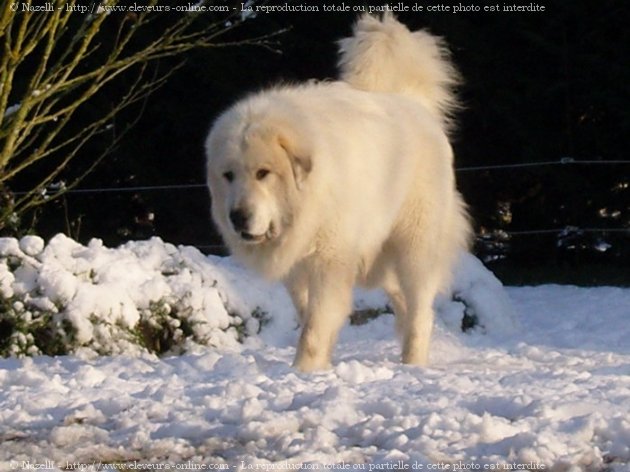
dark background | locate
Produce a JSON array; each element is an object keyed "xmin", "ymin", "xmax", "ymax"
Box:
[{"xmin": 8, "ymin": 1, "xmax": 630, "ymax": 285}]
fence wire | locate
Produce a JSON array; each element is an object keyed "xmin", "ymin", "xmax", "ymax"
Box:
[
  {"xmin": 15, "ymin": 158, "xmax": 630, "ymax": 196},
  {"xmin": 12, "ymin": 158, "xmax": 630, "ymax": 250}
]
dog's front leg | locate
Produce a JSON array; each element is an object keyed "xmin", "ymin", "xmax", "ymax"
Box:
[
  {"xmin": 285, "ymin": 265, "xmax": 310, "ymax": 327},
  {"xmin": 292, "ymin": 261, "xmax": 354, "ymax": 372}
]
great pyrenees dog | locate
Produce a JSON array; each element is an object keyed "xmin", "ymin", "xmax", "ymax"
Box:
[{"xmin": 205, "ymin": 14, "xmax": 471, "ymax": 372}]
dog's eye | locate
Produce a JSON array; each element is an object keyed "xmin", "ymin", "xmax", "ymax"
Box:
[
  {"xmin": 256, "ymin": 169, "xmax": 270, "ymax": 180},
  {"xmin": 223, "ymin": 171, "xmax": 234, "ymax": 183}
]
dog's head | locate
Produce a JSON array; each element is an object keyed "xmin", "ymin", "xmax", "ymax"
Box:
[{"xmin": 206, "ymin": 116, "xmax": 312, "ymax": 248}]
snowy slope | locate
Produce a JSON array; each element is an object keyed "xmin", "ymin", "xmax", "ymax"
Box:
[{"xmin": 0, "ymin": 237, "xmax": 629, "ymax": 471}]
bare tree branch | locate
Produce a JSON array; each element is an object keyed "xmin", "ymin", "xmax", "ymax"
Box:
[{"xmin": 0, "ymin": 0, "xmax": 282, "ymax": 231}]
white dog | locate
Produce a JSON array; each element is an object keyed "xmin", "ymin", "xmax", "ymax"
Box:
[{"xmin": 205, "ymin": 14, "xmax": 471, "ymax": 372}]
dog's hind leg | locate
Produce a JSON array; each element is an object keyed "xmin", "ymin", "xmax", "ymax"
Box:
[
  {"xmin": 386, "ymin": 232, "xmax": 445, "ymax": 367},
  {"xmin": 398, "ymin": 270, "xmax": 442, "ymax": 366},
  {"xmin": 384, "ymin": 286, "xmax": 408, "ymax": 336}
]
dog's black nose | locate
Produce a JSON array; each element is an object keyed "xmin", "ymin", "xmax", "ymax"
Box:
[{"xmin": 229, "ymin": 209, "xmax": 249, "ymax": 231}]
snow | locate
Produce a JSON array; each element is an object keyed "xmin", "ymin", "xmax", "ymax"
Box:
[
  {"xmin": 0, "ymin": 234, "xmax": 273, "ymax": 356},
  {"xmin": 0, "ymin": 235, "xmax": 629, "ymax": 471},
  {"xmin": 3, "ymin": 103, "xmax": 20, "ymax": 118}
]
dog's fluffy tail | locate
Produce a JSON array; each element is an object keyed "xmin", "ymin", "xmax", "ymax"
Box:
[{"xmin": 338, "ymin": 13, "xmax": 460, "ymax": 129}]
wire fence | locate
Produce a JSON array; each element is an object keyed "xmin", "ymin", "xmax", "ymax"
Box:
[
  {"xmin": 455, "ymin": 158, "xmax": 630, "ymax": 172},
  {"xmin": 16, "ymin": 157, "xmax": 630, "ymax": 196},
  {"xmin": 13, "ymin": 158, "xmax": 630, "ymax": 251}
]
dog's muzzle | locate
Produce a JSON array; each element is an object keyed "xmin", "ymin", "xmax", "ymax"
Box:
[{"xmin": 229, "ymin": 209, "xmax": 276, "ymax": 244}]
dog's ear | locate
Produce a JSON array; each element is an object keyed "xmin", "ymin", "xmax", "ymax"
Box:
[
  {"xmin": 277, "ymin": 133, "xmax": 312, "ymax": 190},
  {"xmin": 290, "ymin": 153, "xmax": 312, "ymax": 191}
]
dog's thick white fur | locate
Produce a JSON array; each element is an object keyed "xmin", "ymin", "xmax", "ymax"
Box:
[{"xmin": 205, "ymin": 14, "xmax": 471, "ymax": 372}]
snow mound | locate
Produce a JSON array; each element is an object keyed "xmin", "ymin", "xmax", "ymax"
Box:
[
  {"xmin": 352, "ymin": 252, "xmax": 519, "ymax": 342},
  {"xmin": 0, "ymin": 234, "xmax": 273, "ymax": 357},
  {"xmin": 0, "ymin": 235, "xmax": 517, "ymax": 358},
  {"xmin": 437, "ymin": 252, "xmax": 519, "ymax": 336}
]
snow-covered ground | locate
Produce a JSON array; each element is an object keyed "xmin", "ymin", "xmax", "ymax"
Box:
[{"xmin": 1, "ymin": 236, "xmax": 629, "ymax": 471}]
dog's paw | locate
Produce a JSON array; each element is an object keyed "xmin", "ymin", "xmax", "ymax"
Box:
[
  {"xmin": 292, "ymin": 354, "xmax": 332, "ymax": 373},
  {"xmin": 402, "ymin": 343, "xmax": 430, "ymax": 367}
]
